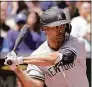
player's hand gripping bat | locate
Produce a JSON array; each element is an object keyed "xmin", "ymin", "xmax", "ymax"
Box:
[{"xmin": 6, "ymin": 25, "xmax": 29, "ymax": 65}]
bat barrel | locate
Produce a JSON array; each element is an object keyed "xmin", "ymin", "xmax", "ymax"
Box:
[
  {"xmin": 12, "ymin": 24, "xmax": 29, "ymax": 51},
  {"xmin": 5, "ymin": 24, "xmax": 29, "ymax": 65}
]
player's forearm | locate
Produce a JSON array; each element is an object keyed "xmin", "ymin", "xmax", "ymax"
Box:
[
  {"xmin": 13, "ymin": 66, "xmax": 32, "ymax": 87},
  {"xmin": 23, "ymin": 52, "xmax": 59, "ymax": 66},
  {"xmin": 14, "ymin": 66, "xmax": 43, "ymax": 87}
]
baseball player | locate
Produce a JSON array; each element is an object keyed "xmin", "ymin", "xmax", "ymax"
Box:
[{"xmin": 5, "ymin": 6, "xmax": 89, "ymax": 87}]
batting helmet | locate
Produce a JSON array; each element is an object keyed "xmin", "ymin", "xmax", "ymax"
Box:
[{"xmin": 40, "ymin": 6, "xmax": 72, "ymax": 40}]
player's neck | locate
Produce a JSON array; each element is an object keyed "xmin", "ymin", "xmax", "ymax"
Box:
[{"xmin": 48, "ymin": 40, "xmax": 62, "ymax": 51}]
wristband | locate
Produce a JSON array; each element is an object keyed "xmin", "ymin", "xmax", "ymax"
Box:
[{"xmin": 17, "ymin": 56, "xmax": 23, "ymax": 64}]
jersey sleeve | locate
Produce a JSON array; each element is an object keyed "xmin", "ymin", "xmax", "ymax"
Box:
[
  {"xmin": 54, "ymin": 47, "xmax": 77, "ymax": 65},
  {"xmin": 54, "ymin": 37, "xmax": 87, "ymax": 66},
  {"xmin": 26, "ymin": 64, "xmax": 45, "ymax": 81}
]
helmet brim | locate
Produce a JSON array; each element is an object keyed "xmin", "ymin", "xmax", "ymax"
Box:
[{"xmin": 44, "ymin": 20, "xmax": 70, "ymax": 27}]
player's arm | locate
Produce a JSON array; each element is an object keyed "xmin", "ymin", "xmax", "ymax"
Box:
[
  {"xmin": 23, "ymin": 52, "xmax": 59, "ymax": 66},
  {"xmin": 5, "ymin": 48, "xmax": 77, "ymax": 67},
  {"xmin": 13, "ymin": 66, "xmax": 44, "ymax": 87},
  {"xmin": 22, "ymin": 49, "xmax": 77, "ymax": 66}
]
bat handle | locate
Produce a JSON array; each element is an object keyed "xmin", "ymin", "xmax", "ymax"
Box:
[
  {"xmin": 6, "ymin": 50, "xmax": 16, "ymax": 65},
  {"xmin": 7, "ymin": 60, "xmax": 13, "ymax": 65}
]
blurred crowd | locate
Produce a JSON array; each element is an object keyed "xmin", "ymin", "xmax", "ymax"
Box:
[{"xmin": 0, "ymin": 1, "xmax": 91, "ymax": 55}]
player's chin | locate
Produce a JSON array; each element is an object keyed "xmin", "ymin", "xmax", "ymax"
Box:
[
  {"xmin": 57, "ymin": 36, "xmax": 63, "ymax": 39},
  {"xmin": 55, "ymin": 38, "xmax": 63, "ymax": 42},
  {"xmin": 57, "ymin": 37, "xmax": 64, "ymax": 42},
  {"xmin": 51, "ymin": 36, "xmax": 63, "ymax": 41}
]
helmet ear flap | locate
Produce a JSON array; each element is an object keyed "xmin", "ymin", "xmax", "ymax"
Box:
[
  {"xmin": 65, "ymin": 23, "xmax": 72, "ymax": 40},
  {"xmin": 65, "ymin": 32, "xmax": 70, "ymax": 40}
]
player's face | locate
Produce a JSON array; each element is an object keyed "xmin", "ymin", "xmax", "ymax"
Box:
[{"xmin": 43, "ymin": 25, "xmax": 65, "ymax": 42}]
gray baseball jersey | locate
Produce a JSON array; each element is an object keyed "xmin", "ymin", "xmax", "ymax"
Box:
[{"xmin": 26, "ymin": 36, "xmax": 89, "ymax": 87}]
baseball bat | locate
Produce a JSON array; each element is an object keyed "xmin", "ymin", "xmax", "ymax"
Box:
[{"xmin": 6, "ymin": 24, "xmax": 29, "ymax": 65}]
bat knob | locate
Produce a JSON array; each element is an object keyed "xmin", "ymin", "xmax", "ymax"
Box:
[{"xmin": 7, "ymin": 60, "xmax": 13, "ymax": 65}]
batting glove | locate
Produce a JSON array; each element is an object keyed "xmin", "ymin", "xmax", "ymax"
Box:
[{"xmin": 4, "ymin": 51, "xmax": 23, "ymax": 66}]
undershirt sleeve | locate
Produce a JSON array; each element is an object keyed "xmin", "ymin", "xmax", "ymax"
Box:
[{"xmin": 26, "ymin": 64, "xmax": 45, "ymax": 81}]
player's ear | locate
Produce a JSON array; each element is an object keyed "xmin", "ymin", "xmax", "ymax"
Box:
[
  {"xmin": 42, "ymin": 26, "xmax": 47, "ymax": 34},
  {"xmin": 42, "ymin": 26, "xmax": 47, "ymax": 31}
]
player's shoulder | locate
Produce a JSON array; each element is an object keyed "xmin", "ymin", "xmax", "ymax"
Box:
[
  {"xmin": 70, "ymin": 35, "xmax": 84, "ymax": 43},
  {"xmin": 64, "ymin": 35, "xmax": 85, "ymax": 48},
  {"xmin": 62, "ymin": 36, "xmax": 86, "ymax": 58},
  {"xmin": 72, "ymin": 35, "xmax": 84, "ymax": 44},
  {"xmin": 31, "ymin": 41, "xmax": 48, "ymax": 56}
]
